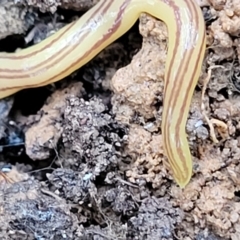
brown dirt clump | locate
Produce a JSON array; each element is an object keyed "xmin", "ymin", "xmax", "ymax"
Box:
[{"xmin": 25, "ymin": 82, "xmax": 84, "ymax": 160}]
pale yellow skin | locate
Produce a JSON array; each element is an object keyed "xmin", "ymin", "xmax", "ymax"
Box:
[{"xmin": 0, "ymin": 0, "xmax": 206, "ymax": 187}]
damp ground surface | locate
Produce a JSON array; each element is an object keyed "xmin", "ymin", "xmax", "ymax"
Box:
[{"xmin": 0, "ymin": 0, "xmax": 239, "ymax": 239}]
